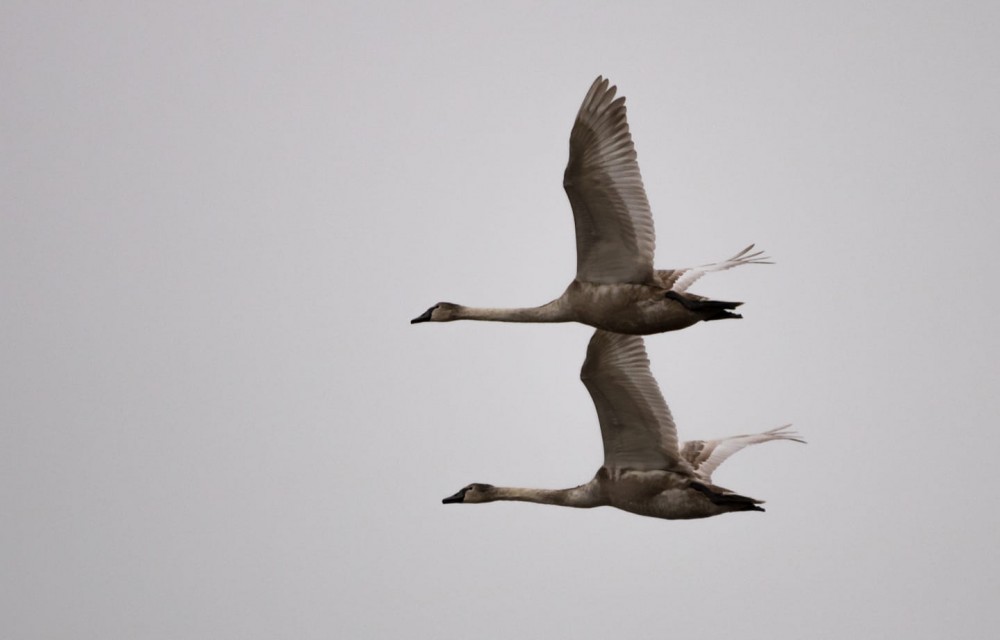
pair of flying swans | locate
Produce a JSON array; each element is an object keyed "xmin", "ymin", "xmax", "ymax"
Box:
[
  {"xmin": 443, "ymin": 330, "xmax": 803, "ymax": 519},
  {"xmin": 411, "ymin": 76, "xmax": 771, "ymax": 335},
  {"xmin": 416, "ymin": 77, "xmax": 802, "ymax": 520}
]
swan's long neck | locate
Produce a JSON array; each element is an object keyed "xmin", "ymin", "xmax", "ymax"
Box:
[
  {"xmin": 455, "ymin": 299, "xmax": 570, "ymax": 323},
  {"xmin": 491, "ymin": 483, "xmax": 603, "ymax": 508}
]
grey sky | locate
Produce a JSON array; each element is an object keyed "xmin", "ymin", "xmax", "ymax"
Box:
[{"xmin": 3, "ymin": 2, "xmax": 999, "ymax": 638}]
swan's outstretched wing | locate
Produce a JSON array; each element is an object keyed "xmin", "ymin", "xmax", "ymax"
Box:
[
  {"xmin": 564, "ymin": 77, "xmax": 655, "ymax": 285},
  {"xmin": 580, "ymin": 330, "xmax": 689, "ymax": 472},
  {"xmin": 655, "ymin": 245, "xmax": 772, "ymax": 293},
  {"xmin": 681, "ymin": 425, "xmax": 804, "ymax": 482}
]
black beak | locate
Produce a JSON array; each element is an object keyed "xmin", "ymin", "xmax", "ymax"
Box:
[
  {"xmin": 411, "ymin": 308, "xmax": 434, "ymax": 324},
  {"xmin": 442, "ymin": 488, "xmax": 467, "ymax": 504}
]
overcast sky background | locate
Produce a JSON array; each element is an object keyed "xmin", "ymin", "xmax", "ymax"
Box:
[{"xmin": 3, "ymin": 2, "xmax": 999, "ymax": 638}]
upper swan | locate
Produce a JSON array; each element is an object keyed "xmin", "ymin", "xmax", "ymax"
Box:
[
  {"xmin": 412, "ymin": 76, "xmax": 771, "ymax": 335},
  {"xmin": 443, "ymin": 330, "xmax": 804, "ymax": 520}
]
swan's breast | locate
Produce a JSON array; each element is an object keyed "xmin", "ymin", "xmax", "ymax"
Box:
[
  {"xmin": 597, "ymin": 469, "xmax": 730, "ymax": 520},
  {"xmin": 565, "ymin": 282, "xmax": 658, "ymax": 333},
  {"xmin": 564, "ymin": 281, "xmax": 703, "ymax": 335}
]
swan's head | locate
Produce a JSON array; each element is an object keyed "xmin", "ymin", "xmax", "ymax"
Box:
[
  {"xmin": 442, "ymin": 483, "xmax": 496, "ymax": 504},
  {"xmin": 411, "ymin": 302, "xmax": 460, "ymax": 324}
]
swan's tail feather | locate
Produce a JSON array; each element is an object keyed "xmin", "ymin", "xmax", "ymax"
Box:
[
  {"xmin": 690, "ymin": 482, "xmax": 765, "ymax": 512},
  {"xmin": 665, "ymin": 291, "xmax": 743, "ymax": 321},
  {"xmin": 702, "ymin": 307, "xmax": 743, "ymax": 322}
]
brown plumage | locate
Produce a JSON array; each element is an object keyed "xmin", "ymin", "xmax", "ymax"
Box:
[
  {"xmin": 413, "ymin": 76, "xmax": 770, "ymax": 335},
  {"xmin": 443, "ymin": 330, "xmax": 804, "ymax": 520}
]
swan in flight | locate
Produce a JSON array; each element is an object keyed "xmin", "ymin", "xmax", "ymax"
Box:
[
  {"xmin": 412, "ymin": 76, "xmax": 771, "ymax": 335},
  {"xmin": 443, "ymin": 330, "xmax": 803, "ymax": 520}
]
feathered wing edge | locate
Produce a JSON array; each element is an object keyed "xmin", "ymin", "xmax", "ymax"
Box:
[
  {"xmin": 655, "ymin": 244, "xmax": 772, "ymax": 293},
  {"xmin": 681, "ymin": 424, "xmax": 804, "ymax": 482},
  {"xmin": 580, "ymin": 330, "xmax": 688, "ymax": 472},
  {"xmin": 564, "ymin": 76, "xmax": 656, "ymax": 284}
]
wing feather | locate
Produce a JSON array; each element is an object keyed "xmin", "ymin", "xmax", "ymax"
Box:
[
  {"xmin": 564, "ymin": 77, "xmax": 656, "ymax": 284},
  {"xmin": 580, "ymin": 330, "xmax": 688, "ymax": 472},
  {"xmin": 654, "ymin": 245, "xmax": 772, "ymax": 293},
  {"xmin": 681, "ymin": 424, "xmax": 804, "ymax": 482}
]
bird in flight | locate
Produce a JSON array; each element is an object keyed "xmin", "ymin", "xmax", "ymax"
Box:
[
  {"xmin": 443, "ymin": 330, "xmax": 803, "ymax": 520},
  {"xmin": 413, "ymin": 76, "xmax": 771, "ymax": 335}
]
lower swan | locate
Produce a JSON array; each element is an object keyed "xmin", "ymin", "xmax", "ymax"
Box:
[{"xmin": 443, "ymin": 330, "xmax": 803, "ymax": 520}]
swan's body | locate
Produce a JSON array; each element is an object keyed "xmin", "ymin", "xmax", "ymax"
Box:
[
  {"xmin": 443, "ymin": 330, "xmax": 804, "ymax": 520},
  {"xmin": 413, "ymin": 76, "xmax": 771, "ymax": 336}
]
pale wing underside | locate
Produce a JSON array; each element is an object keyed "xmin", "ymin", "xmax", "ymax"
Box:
[
  {"xmin": 654, "ymin": 245, "xmax": 772, "ymax": 293},
  {"xmin": 681, "ymin": 425, "xmax": 804, "ymax": 482},
  {"xmin": 580, "ymin": 330, "xmax": 688, "ymax": 472},
  {"xmin": 564, "ymin": 77, "xmax": 655, "ymax": 285}
]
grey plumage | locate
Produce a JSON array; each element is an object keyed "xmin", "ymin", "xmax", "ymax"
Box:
[
  {"xmin": 443, "ymin": 330, "xmax": 804, "ymax": 520},
  {"xmin": 412, "ymin": 76, "xmax": 770, "ymax": 335}
]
